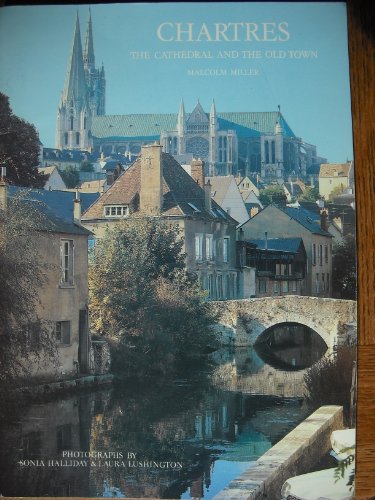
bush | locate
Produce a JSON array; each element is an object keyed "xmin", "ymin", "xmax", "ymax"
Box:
[{"xmin": 304, "ymin": 346, "xmax": 356, "ymax": 426}]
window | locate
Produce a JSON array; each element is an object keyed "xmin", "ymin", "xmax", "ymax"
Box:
[
  {"xmin": 312, "ymin": 243, "xmax": 316, "ymax": 266},
  {"xmin": 70, "ymin": 116, "xmax": 73, "ymax": 131},
  {"xmin": 274, "ymin": 281, "xmax": 280, "ymax": 295},
  {"xmin": 282, "ymin": 281, "xmax": 289, "ymax": 293},
  {"xmin": 316, "ymin": 273, "xmax": 320, "ymax": 293},
  {"xmin": 104, "ymin": 205, "xmax": 129, "ymax": 218},
  {"xmin": 75, "ymin": 132, "xmax": 80, "ymax": 145},
  {"xmin": 195, "ymin": 234, "xmax": 203, "ymax": 261},
  {"xmin": 290, "ymin": 280, "xmax": 297, "ymax": 292},
  {"xmin": 326, "ymin": 273, "xmax": 330, "ymax": 291},
  {"xmin": 55, "ymin": 321, "xmax": 71, "ymax": 345},
  {"xmin": 206, "ymin": 234, "xmax": 213, "ymax": 260},
  {"xmin": 259, "ymin": 280, "xmax": 267, "ymax": 294},
  {"xmin": 217, "ymin": 275, "xmax": 223, "ymax": 299},
  {"xmin": 60, "ymin": 240, "xmax": 74, "ymax": 285},
  {"xmin": 319, "ymin": 244, "xmax": 323, "ymax": 266},
  {"xmin": 223, "ymin": 237, "xmax": 229, "ymax": 263},
  {"xmin": 325, "ymin": 245, "xmax": 329, "ymax": 263},
  {"xmin": 322, "ymin": 273, "xmax": 325, "ymax": 291},
  {"xmin": 208, "ymin": 274, "xmax": 214, "ymax": 298},
  {"xmin": 64, "ymin": 132, "xmax": 68, "ymax": 145}
]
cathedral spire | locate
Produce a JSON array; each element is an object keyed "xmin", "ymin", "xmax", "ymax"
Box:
[
  {"xmin": 62, "ymin": 12, "xmax": 87, "ymax": 109},
  {"xmin": 83, "ymin": 8, "xmax": 95, "ymax": 70}
]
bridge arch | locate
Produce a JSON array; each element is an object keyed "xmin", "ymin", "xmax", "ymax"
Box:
[{"xmin": 211, "ymin": 296, "xmax": 357, "ymax": 350}]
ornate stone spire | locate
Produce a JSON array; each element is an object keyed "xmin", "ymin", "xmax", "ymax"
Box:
[
  {"xmin": 62, "ymin": 13, "xmax": 87, "ymax": 110},
  {"xmin": 83, "ymin": 8, "xmax": 95, "ymax": 70}
]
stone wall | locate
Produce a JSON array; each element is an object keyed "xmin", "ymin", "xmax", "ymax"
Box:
[
  {"xmin": 211, "ymin": 296, "xmax": 357, "ymax": 349},
  {"xmin": 213, "ymin": 405, "xmax": 344, "ymax": 500}
]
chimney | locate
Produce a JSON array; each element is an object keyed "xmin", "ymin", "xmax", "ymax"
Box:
[
  {"xmin": 140, "ymin": 144, "xmax": 163, "ymax": 215},
  {"xmin": 320, "ymin": 208, "xmax": 329, "ymax": 232},
  {"xmin": 73, "ymin": 189, "xmax": 81, "ymax": 226},
  {"xmin": 204, "ymin": 179, "xmax": 212, "ymax": 212},
  {"xmin": 191, "ymin": 158, "xmax": 205, "ymax": 187},
  {"xmin": 0, "ymin": 167, "xmax": 7, "ymax": 212}
]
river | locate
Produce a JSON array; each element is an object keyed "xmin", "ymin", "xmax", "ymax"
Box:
[{"xmin": 0, "ymin": 324, "xmax": 327, "ymax": 499}]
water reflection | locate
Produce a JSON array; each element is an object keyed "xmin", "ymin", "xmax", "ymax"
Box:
[
  {"xmin": 0, "ymin": 338, "xmax": 324, "ymax": 499},
  {"xmin": 254, "ymin": 322, "xmax": 328, "ymax": 370}
]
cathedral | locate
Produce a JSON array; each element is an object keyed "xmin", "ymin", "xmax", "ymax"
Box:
[{"xmin": 56, "ymin": 12, "xmax": 325, "ymax": 180}]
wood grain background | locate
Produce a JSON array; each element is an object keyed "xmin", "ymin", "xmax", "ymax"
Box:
[
  {"xmin": 348, "ymin": 1, "xmax": 375, "ymax": 497},
  {"xmin": 0, "ymin": 0, "xmax": 374, "ymax": 498}
]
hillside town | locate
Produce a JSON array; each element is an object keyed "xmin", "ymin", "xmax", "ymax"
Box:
[{"xmin": 0, "ymin": 8, "xmax": 357, "ymax": 500}]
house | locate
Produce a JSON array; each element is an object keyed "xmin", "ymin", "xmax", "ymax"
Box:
[
  {"xmin": 238, "ymin": 204, "xmax": 333, "ymax": 297},
  {"xmin": 319, "ymin": 162, "xmax": 354, "ymax": 200},
  {"xmin": 237, "ymin": 175, "xmax": 260, "ymax": 197},
  {"xmin": 3, "ymin": 184, "xmax": 96, "ymax": 380},
  {"xmin": 237, "ymin": 236, "xmax": 307, "ymax": 297},
  {"xmin": 206, "ymin": 175, "xmax": 249, "ymax": 226},
  {"xmin": 82, "ymin": 144, "xmax": 240, "ymax": 300},
  {"xmin": 283, "ymin": 180, "xmax": 306, "ymax": 202},
  {"xmin": 299, "ymin": 201, "xmax": 356, "ymax": 242},
  {"xmin": 38, "ymin": 165, "xmax": 67, "ymax": 191}
]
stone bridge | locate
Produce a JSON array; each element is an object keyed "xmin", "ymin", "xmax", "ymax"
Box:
[{"xmin": 211, "ymin": 296, "xmax": 357, "ymax": 350}]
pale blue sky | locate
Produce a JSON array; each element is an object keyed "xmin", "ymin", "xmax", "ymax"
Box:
[{"xmin": 0, "ymin": 2, "xmax": 353, "ymax": 162}]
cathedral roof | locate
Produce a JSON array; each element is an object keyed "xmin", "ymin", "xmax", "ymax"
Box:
[
  {"xmin": 91, "ymin": 111, "xmax": 295, "ymax": 140},
  {"xmin": 82, "ymin": 152, "xmax": 238, "ymax": 225}
]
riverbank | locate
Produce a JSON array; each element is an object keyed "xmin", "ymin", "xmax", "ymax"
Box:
[
  {"xmin": 213, "ymin": 405, "xmax": 344, "ymax": 499},
  {"xmin": 14, "ymin": 373, "xmax": 114, "ymax": 398}
]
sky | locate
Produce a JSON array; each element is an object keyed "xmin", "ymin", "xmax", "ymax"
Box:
[{"xmin": 0, "ymin": 2, "xmax": 353, "ymax": 163}]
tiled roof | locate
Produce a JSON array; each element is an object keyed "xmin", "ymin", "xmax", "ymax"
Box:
[
  {"xmin": 246, "ymin": 237, "xmax": 304, "ymax": 253},
  {"xmin": 280, "ymin": 205, "xmax": 332, "ymax": 237},
  {"xmin": 284, "ymin": 182, "xmax": 303, "ymax": 196},
  {"xmin": 82, "ymin": 152, "xmax": 238, "ymax": 225},
  {"xmin": 91, "ymin": 111, "xmax": 295, "ymax": 140},
  {"xmin": 43, "ymin": 148, "xmax": 94, "ymax": 162},
  {"xmin": 206, "ymin": 175, "xmax": 234, "ymax": 205},
  {"xmin": 38, "ymin": 166, "xmax": 57, "ymax": 177},
  {"xmin": 8, "ymin": 186, "xmax": 96, "ymax": 235},
  {"xmin": 319, "ymin": 163, "xmax": 351, "ymax": 178}
]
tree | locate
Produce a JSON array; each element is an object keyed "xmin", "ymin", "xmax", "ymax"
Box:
[
  {"xmin": 80, "ymin": 160, "xmax": 94, "ymax": 172},
  {"xmin": 332, "ymin": 234, "xmax": 357, "ymax": 299},
  {"xmin": 59, "ymin": 165, "xmax": 80, "ymax": 188},
  {"xmin": 89, "ymin": 217, "xmax": 218, "ymax": 378},
  {"xmin": 0, "ymin": 191, "xmax": 56, "ymax": 392},
  {"xmin": 0, "ymin": 93, "xmax": 47, "ymax": 188},
  {"xmin": 298, "ymin": 186, "xmax": 320, "ymax": 202},
  {"xmin": 258, "ymin": 185, "xmax": 287, "ymax": 206}
]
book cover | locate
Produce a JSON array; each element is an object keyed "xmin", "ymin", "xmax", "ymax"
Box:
[{"xmin": 0, "ymin": 2, "xmax": 357, "ymax": 499}]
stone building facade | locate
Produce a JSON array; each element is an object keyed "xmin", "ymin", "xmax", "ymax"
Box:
[{"xmin": 82, "ymin": 145, "xmax": 240, "ymax": 300}]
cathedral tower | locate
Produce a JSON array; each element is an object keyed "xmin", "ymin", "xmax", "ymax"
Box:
[{"xmin": 56, "ymin": 11, "xmax": 105, "ymax": 151}]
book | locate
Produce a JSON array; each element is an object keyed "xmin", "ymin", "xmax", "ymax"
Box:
[{"xmin": 0, "ymin": 2, "xmax": 357, "ymax": 499}]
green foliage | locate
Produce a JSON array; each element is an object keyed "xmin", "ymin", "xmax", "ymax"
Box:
[
  {"xmin": 298, "ymin": 186, "xmax": 320, "ymax": 202},
  {"xmin": 80, "ymin": 160, "xmax": 94, "ymax": 172},
  {"xmin": 332, "ymin": 234, "xmax": 357, "ymax": 299},
  {"xmin": 304, "ymin": 346, "xmax": 356, "ymax": 426},
  {"xmin": 0, "ymin": 192, "xmax": 56, "ymax": 390},
  {"xmin": 258, "ymin": 184, "xmax": 287, "ymax": 206},
  {"xmin": 89, "ymin": 217, "xmax": 218, "ymax": 378},
  {"xmin": 59, "ymin": 165, "xmax": 80, "ymax": 188},
  {"xmin": 0, "ymin": 93, "xmax": 47, "ymax": 188}
]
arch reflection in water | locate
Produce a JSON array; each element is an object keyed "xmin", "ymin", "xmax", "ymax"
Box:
[{"xmin": 254, "ymin": 322, "xmax": 328, "ymax": 371}]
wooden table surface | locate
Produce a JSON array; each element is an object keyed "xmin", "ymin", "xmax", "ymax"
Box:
[{"xmin": 348, "ymin": 1, "xmax": 375, "ymax": 498}]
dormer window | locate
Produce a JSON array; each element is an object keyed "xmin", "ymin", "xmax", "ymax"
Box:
[{"xmin": 104, "ymin": 205, "xmax": 129, "ymax": 218}]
